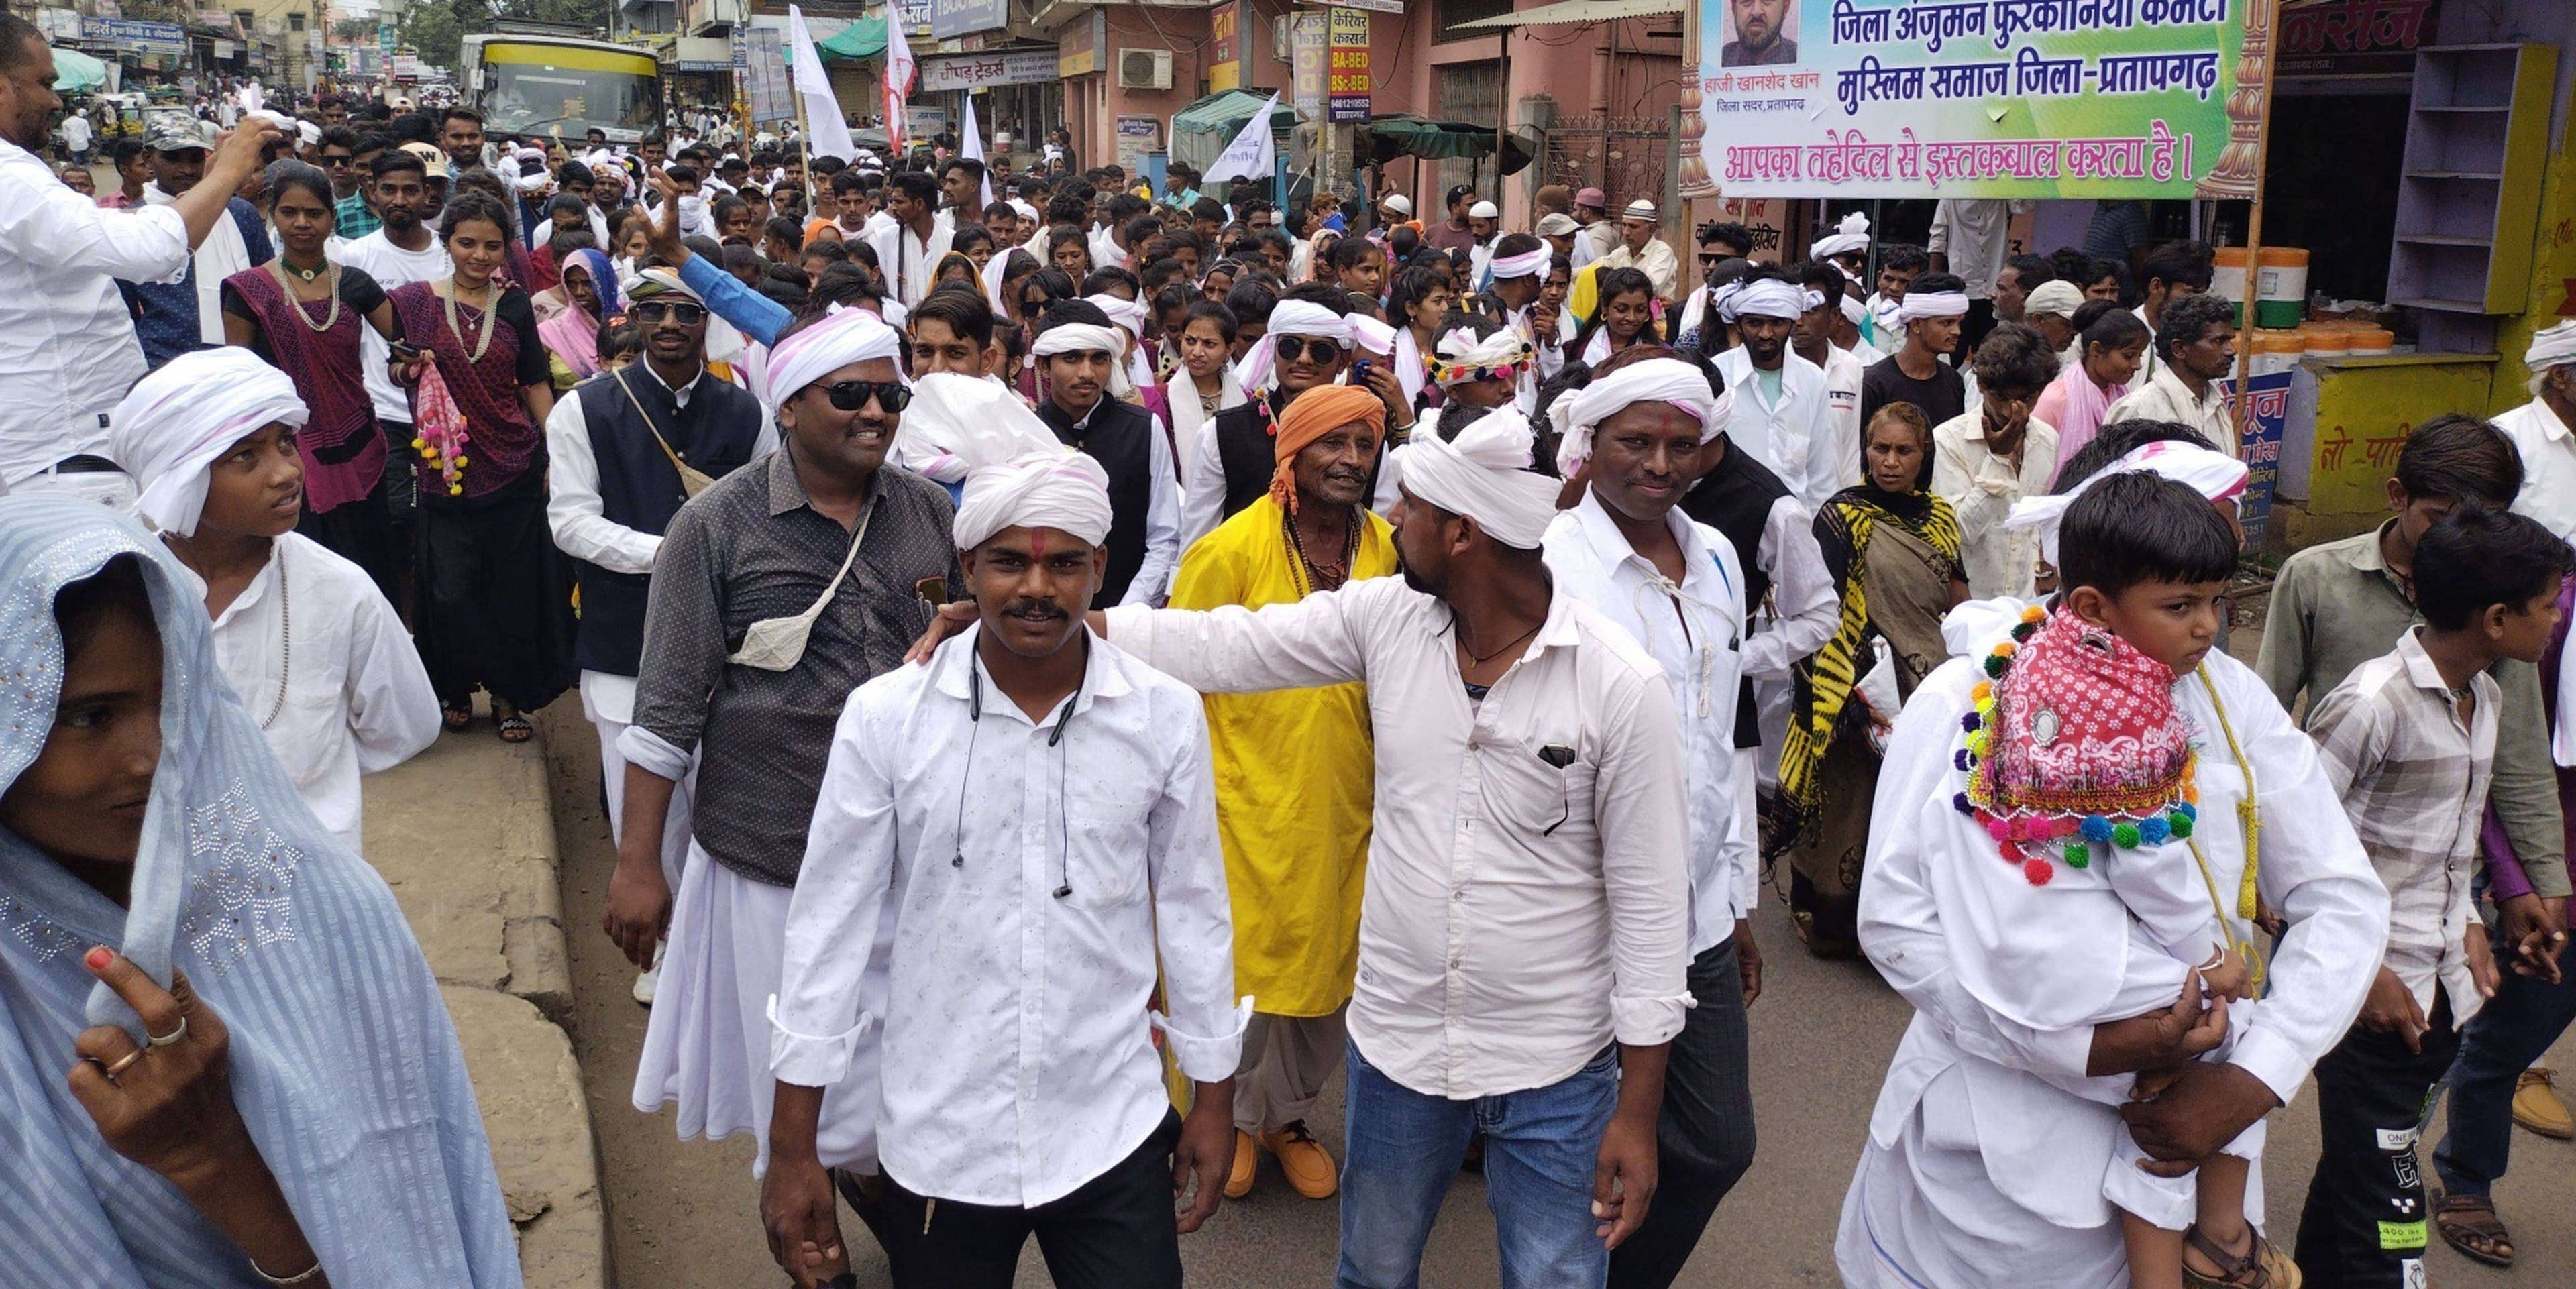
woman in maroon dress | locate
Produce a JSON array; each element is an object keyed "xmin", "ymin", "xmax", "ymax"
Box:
[
  {"xmin": 387, "ymin": 190, "xmax": 572, "ymax": 742},
  {"xmin": 222, "ymin": 160, "xmax": 403, "ymax": 599}
]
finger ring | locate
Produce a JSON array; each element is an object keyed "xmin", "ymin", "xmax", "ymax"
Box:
[
  {"xmin": 146, "ymin": 1016, "xmax": 188, "ymax": 1047},
  {"xmin": 102, "ymin": 1049, "xmax": 146, "ymax": 1081}
]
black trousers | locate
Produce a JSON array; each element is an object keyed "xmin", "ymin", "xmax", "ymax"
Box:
[
  {"xmin": 413, "ymin": 471, "xmax": 574, "ymax": 712},
  {"xmin": 854, "ymin": 1111, "xmax": 1184, "ymax": 1289},
  {"xmin": 2294, "ymin": 994, "xmax": 2458, "ymax": 1289},
  {"xmin": 1608, "ymin": 937, "xmax": 1758, "ymax": 1289}
]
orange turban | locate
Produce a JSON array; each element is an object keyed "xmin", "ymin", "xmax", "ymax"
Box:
[{"xmin": 1269, "ymin": 384, "xmax": 1388, "ymax": 514}]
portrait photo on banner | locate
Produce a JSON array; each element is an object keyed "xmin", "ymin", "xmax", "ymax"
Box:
[{"xmin": 1723, "ymin": 0, "xmax": 1802, "ymax": 66}]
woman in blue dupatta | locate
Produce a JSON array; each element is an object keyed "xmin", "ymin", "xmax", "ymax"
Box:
[{"xmin": 0, "ymin": 499, "xmax": 520, "ymax": 1288}]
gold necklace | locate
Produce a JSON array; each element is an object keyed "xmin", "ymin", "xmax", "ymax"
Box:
[{"xmin": 443, "ymin": 278, "xmax": 496, "ymax": 363}]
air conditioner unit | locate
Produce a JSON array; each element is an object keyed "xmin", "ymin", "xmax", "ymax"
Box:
[{"xmin": 1118, "ymin": 48, "xmax": 1172, "ymax": 91}]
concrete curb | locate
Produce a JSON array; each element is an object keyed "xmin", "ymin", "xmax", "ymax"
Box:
[{"xmin": 367, "ymin": 727, "xmax": 608, "ymax": 1289}]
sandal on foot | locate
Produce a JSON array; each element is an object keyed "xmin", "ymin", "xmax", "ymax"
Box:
[
  {"xmin": 2435, "ymin": 1192, "xmax": 2515, "ymax": 1268},
  {"xmin": 441, "ymin": 703, "xmax": 472, "ymax": 731},
  {"xmin": 2180, "ymin": 1224, "xmax": 2286, "ymax": 1288},
  {"xmin": 494, "ymin": 704, "xmax": 534, "ymax": 744}
]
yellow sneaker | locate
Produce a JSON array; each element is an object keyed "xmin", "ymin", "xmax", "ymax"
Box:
[
  {"xmin": 2513, "ymin": 1066, "xmax": 2574, "ymax": 1140},
  {"xmin": 1224, "ymin": 1128, "xmax": 1257, "ymax": 1198},
  {"xmin": 1261, "ymin": 1120, "xmax": 1338, "ymax": 1200}
]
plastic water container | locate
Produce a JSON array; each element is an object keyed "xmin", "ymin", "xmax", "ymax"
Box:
[
  {"xmin": 2212, "ymin": 247, "xmax": 2253, "ymax": 324},
  {"xmin": 2249, "ymin": 328, "xmax": 2307, "ymax": 374},
  {"xmin": 2256, "ymin": 248, "xmax": 2308, "ymax": 329}
]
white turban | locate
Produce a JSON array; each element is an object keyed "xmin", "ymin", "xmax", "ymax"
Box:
[
  {"xmin": 1432, "ymin": 323, "xmax": 1535, "ymax": 387},
  {"xmin": 1839, "ymin": 295, "xmax": 1868, "ymax": 326},
  {"xmin": 110, "ymin": 348, "xmax": 310, "ymax": 539},
  {"xmin": 1346, "ymin": 314, "xmax": 1397, "ymax": 358},
  {"xmin": 1711, "ymin": 277, "xmax": 1812, "ymax": 322},
  {"xmin": 1896, "ymin": 291, "xmax": 1972, "ymax": 323},
  {"xmin": 1394, "ymin": 406, "xmax": 1562, "ymax": 549},
  {"xmin": 1032, "ymin": 320, "xmax": 1135, "ymax": 398},
  {"xmin": 1549, "ymin": 357, "xmax": 1722, "ymax": 477},
  {"xmin": 1488, "ymin": 245, "xmax": 1552, "ymax": 281},
  {"xmin": 1082, "ymin": 292, "xmax": 1150, "ymax": 341},
  {"xmin": 622, "ymin": 265, "xmax": 704, "ymax": 302},
  {"xmin": 2003, "ymin": 439, "xmax": 2249, "ymax": 564},
  {"xmin": 763, "ymin": 304, "xmax": 906, "ymax": 409},
  {"xmin": 1234, "ymin": 300, "xmax": 1353, "ymax": 394},
  {"xmin": 1008, "ymin": 199, "xmax": 1039, "ymax": 223},
  {"xmin": 952, "ymin": 449, "xmax": 1116, "ymax": 552},
  {"xmin": 1810, "ymin": 211, "xmax": 1872, "ymax": 262},
  {"xmin": 2528, "ymin": 319, "xmax": 2576, "ymax": 371},
  {"xmin": 892, "ymin": 372, "xmax": 1066, "ymax": 485}
]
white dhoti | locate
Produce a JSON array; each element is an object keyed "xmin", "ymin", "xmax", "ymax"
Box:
[
  {"xmin": 632, "ymin": 845, "xmax": 882, "ymax": 1177},
  {"xmin": 584, "ymin": 671, "xmax": 692, "ymax": 893}
]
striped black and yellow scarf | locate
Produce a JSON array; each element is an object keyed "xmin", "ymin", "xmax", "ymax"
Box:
[{"xmin": 1776, "ymin": 486, "xmax": 1961, "ymax": 838}]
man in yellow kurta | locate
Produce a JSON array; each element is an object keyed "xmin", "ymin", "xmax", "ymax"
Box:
[{"xmin": 1169, "ymin": 383, "xmax": 1397, "ymax": 1203}]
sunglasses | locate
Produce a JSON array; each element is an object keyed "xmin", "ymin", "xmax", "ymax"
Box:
[
  {"xmin": 630, "ymin": 301, "xmax": 708, "ymax": 325},
  {"xmin": 1699, "ymin": 253, "xmax": 1725, "ymax": 266},
  {"xmin": 814, "ymin": 379, "xmax": 912, "ymax": 413},
  {"xmin": 1273, "ymin": 336, "xmax": 1346, "ymax": 363},
  {"xmin": 323, "ymin": 154, "xmax": 356, "ymax": 168}
]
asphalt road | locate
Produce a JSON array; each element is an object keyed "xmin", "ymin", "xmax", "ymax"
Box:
[{"xmin": 540, "ymin": 610, "xmax": 2576, "ymax": 1289}]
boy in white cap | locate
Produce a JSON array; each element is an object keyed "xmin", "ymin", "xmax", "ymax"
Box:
[{"xmin": 1601, "ymin": 199, "xmax": 1682, "ymax": 303}]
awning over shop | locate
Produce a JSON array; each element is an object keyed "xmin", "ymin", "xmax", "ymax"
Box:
[
  {"xmin": 53, "ymin": 46, "xmax": 108, "ymax": 92},
  {"xmin": 1452, "ymin": 0, "xmax": 1685, "ymax": 29},
  {"xmin": 1358, "ymin": 114, "xmax": 1538, "ymax": 175},
  {"xmin": 813, "ymin": 17, "xmax": 885, "ymax": 62},
  {"xmin": 1169, "ymin": 88, "xmax": 1293, "ymax": 174}
]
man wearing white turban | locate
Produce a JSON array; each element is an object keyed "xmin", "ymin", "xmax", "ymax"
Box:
[
  {"xmin": 2495, "ymin": 319, "xmax": 2576, "ymax": 541},
  {"xmin": 1543, "ymin": 353, "xmax": 1762, "ymax": 1288},
  {"xmin": 1859, "ymin": 271, "xmax": 1973, "ymax": 433},
  {"xmin": 910, "ymin": 398, "xmax": 1693, "ymax": 1284},
  {"xmin": 1028, "ymin": 302, "xmax": 1181, "ymax": 606},
  {"xmin": 109, "ymin": 347, "xmax": 439, "ymax": 858},
  {"xmin": 1707, "ymin": 270, "xmax": 1841, "ymax": 512},
  {"xmin": 1472, "ymin": 233, "xmax": 1568, "ymax": 415},
  {"xmin": 766, "ymin": 429, "xmax": 1248, "ymax": 1289},
  {"xmin": 607, "ymin": 301, "xmax": 963, "ymax": 1241}
]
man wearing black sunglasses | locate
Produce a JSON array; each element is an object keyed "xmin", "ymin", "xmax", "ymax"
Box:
[
  {"xmin": 1186, "ymin": 283, "xmax": 1375, "ymax": 551},
  {"xmin": 547, "ymin": 267, "xmax": 775, "ymax": 1007}
]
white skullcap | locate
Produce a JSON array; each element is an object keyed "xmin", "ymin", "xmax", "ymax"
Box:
[
  {"xmin": 1082, "ymin": 292, "xmax": 1150, "ymax": 340},
  {"xmin": 1550, "ymin": 357, "xmax": 1721, "ymax": 478},
  {"xmin": 1622, "ymin": 199, "xmax": 1658, "ymax": 221},
  {"xmin": 111, "ymin": 348, "xmax": 310, "ymax": 539},
  {"xmin": 1896, "ymin": 291, "xmax": 1971, "ymax": 323},
  {"xmin": 1811, "ymin": 211, "xmax": 1872, "ymax": 261},
  {"xmin": 1395, "ymin": 406, "xmax": 1562, "ymax": 549},
  {"xmin": 1381, "ymin": 194, "xmax": 1413, "ymax": 217},
  {"xmin": 2528, "ymin": 320, "xmax": 2576, "ymax": 370},
  {"xmin": 1468, "ymin": 200, "xmax": 1499, "ymax": 219},
  {"xmin": 2025, "ymin": 280, "xmax": 2086, "ymax": 320},
  {"xmin": 1347, "ymin": 314, "xmax": 1397, "ymax": 357},
  {"xmin": 892, "ymin": 372, "xmax": 1066, "ymax": 485},
  {"xmin": 1535, "ymin": 213, "xmax": 1580, "ymax": 237},
  {"xmin": 763, "ymin": 304, "xmax": 906, "ymax": 410},
  {"xmin": 1234, "ymin": 300, "xmax": 1354, "ymax": 394},
  {"xmin": 1489, "ymin": 246, "xmax": 1552, "ymax": 281},
  {"xmin": 952, "ymin": 449, "xmax": 1116, "ymax": 552},
  {"xmin": 1712, "ymin": 278, "xmax": 1812, "ymax": 322},
  {"xmin": 2004, "ymin": 439, "xmax": 2249, "ymax": 564}
]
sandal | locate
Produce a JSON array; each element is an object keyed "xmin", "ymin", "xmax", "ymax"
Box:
[
  {"xmin": 2180, "ymin": 1223, "xmax": 2298, "ymax": 1288},
  {"xmin": 441, "ymin": 703, "xmax": 472, "ymax": 731},
  {"xmin": 494, "ymin": 702, "xmax": 534, "ymax": 744},
  {"xmin": 2435, "ymin": 1192, "xmax": 2514, "ymax": 1268}
]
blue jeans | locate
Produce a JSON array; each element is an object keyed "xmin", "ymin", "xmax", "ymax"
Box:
[
  {"xmin": 1336, "ymin": 1040, "xmax": 1619, "ymax": 1289},
  {"xmin": 2433, "ymin": 955, "xmax": 2576, "ymax": 1198}
]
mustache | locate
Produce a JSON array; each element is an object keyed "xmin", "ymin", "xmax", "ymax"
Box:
[{"xmin": 1002, "ymin": 598, "xmax": 1068, "ymax": 619}]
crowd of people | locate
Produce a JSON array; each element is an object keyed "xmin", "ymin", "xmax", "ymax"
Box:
[{"xmin": 2, "ymin": 13, "xmax": 2575, "ymax": 1289}]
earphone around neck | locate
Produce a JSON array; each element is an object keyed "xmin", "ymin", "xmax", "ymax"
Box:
[{"xmin": 953, "ymin": 642, "xmax": 1087, "ymax": 899}]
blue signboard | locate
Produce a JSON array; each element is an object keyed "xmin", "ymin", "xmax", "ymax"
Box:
[{"xmin": 91, "ymin": 19, "xmax": 188, "ymax": 57}]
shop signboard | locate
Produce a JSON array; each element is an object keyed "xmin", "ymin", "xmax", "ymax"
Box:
[
  {"xmin": 2226, "ymin": 368, "xmax": 2292, "ymax": 545},
  {"xmin": 2277, "ymin": 0, "xmax": 2439, "ymax": 78},
  {"xmin": 930, "ymin": 0, "xmax": 1009, "ymax": 40},
  {"xmin": 1115, "ymin": 114, "xmax": 1160, "ymax": 178},
  {"xmin": 906, "ymin": 104, "xmax": 951, "ymax": 142},
  {"xmin": 91, "ymin": 19, "xmax": 188, "ymax": 57},
  {"xmin": 1699, "ymin": 0, "xmax": 2255, "ymax": 198},
  {"xmin": 1210, "ymin": 2, "xmax": 1242, "ymax": 93},
  {"xmin": 1289, "ymin": 11, "xmax": 1326, "ymax": 121},
  {"xmin": 745, "ymin": 26, "xmax": 794, "ymax": 123},
  {"xmin": 896, "ymin": 0, "xmax": 934, "ymax": 38},
  {"xmin": 922, "ymin": 48, "xmax": 1056, "ymax": 91},
  {"xmin": 1059, "ymin": 8, "xmax": 1103, "ymax": 77},
  {"xmin": 1326, "ymin": 7, "xmax": 1369, "ymax": 124},
  {"xmin": 34, "ymin": 9, "xmax": 82, "ymax": 42}
]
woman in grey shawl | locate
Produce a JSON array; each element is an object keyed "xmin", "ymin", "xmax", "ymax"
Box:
[{"xmin": 0, "ymin": 498, "xmax": 520, "ymax": 1288}]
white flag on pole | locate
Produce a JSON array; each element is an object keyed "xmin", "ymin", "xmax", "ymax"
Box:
[
  {"xmin": 961, "ymin": 93, "xmax": 995, "ymax": 209},
  {"xmin": 786, "ymin": 6, "xmax": 855, "ymax": 163},
  {"xmin": 883, "ymin": 15, "xmax": 917, "ymax": 154},
  {"xmin": 1200, "ymin": 92, "xmax": 1279, "ymax": 186}
]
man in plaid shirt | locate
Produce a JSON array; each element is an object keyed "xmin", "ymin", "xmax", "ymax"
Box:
[{"xmin": 2297, "ymin": 506, "xmax": 2572, "ymax": 1289}]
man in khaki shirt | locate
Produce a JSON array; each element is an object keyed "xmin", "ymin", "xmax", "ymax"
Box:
[
  {"xmin": 2104, "ymin": 292, "xmax": 2239, "ymax": 455},
  {"xmin": 1599, "ymin": 199, "xmax": 1683, "ymax": 304}
]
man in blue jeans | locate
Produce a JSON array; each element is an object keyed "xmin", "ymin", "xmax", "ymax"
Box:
[{"xmin": 1083, "ymin": 404, "xmax": 1695, "ymax": 1288}]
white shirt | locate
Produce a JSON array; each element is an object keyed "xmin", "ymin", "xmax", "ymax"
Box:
[
  {"xmin": 1811, "ymin": 343, "xmax": 1865, "ymax": 497},
  {"xmin": 1930, "ymin": 412, "xmax": 2060, "ymax": 600},
  {"xmin": 1544, "ymin": 495, "xmax": 1753, "ymax": 955},
  {"xmin": 1712, "ymin": 346, "xmax": 1839, "ymax": 512},
  {"xmin": 770, "ymin": 628, "xmax": 1246, "ymax": 1207},
  {"xmin": 340, "ymin": 229, "xmax": 452, "ymax": 427},
  {"xmin": 1926, "ymin": 199, "xmax": 2031, "ymax": 298},
  {"xmin": 182, "ymin": 533, "xmax": 441, "ymax": 856},
  {"xmin": 870, "ymin": 217, "xmax": 957, "ymax": 310},
  {"xmin": 60, "ymin": 115, "xmax": 90, "ymax": 152},
  {"xmin": 2103, "ymin": 363, "xmax": 2234, "ymax": 459},
  {"xmin": 1106, "ymin": 576, "xmax": 1694, "ymax": 1099},
  {"xmin": 0, "ymin": 137, "xmax": 191, "ymax": 482},
  {"xmin": 1737, "ymin": 488, "xmax": 1840, "ymax": 682},
  {"xmin": 2495, "ymin": 395, "xmax": 2576, "ymax": 543}
]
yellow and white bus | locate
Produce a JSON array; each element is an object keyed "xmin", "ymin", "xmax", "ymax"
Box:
[{"xmin": 462, "ymin": 32, "xmax": 663, "ymax": 144}]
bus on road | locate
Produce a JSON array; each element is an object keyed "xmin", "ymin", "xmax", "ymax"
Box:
[{"xmin": 462, "ymin": 30, "xmax": 663, "ymax": 145}]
